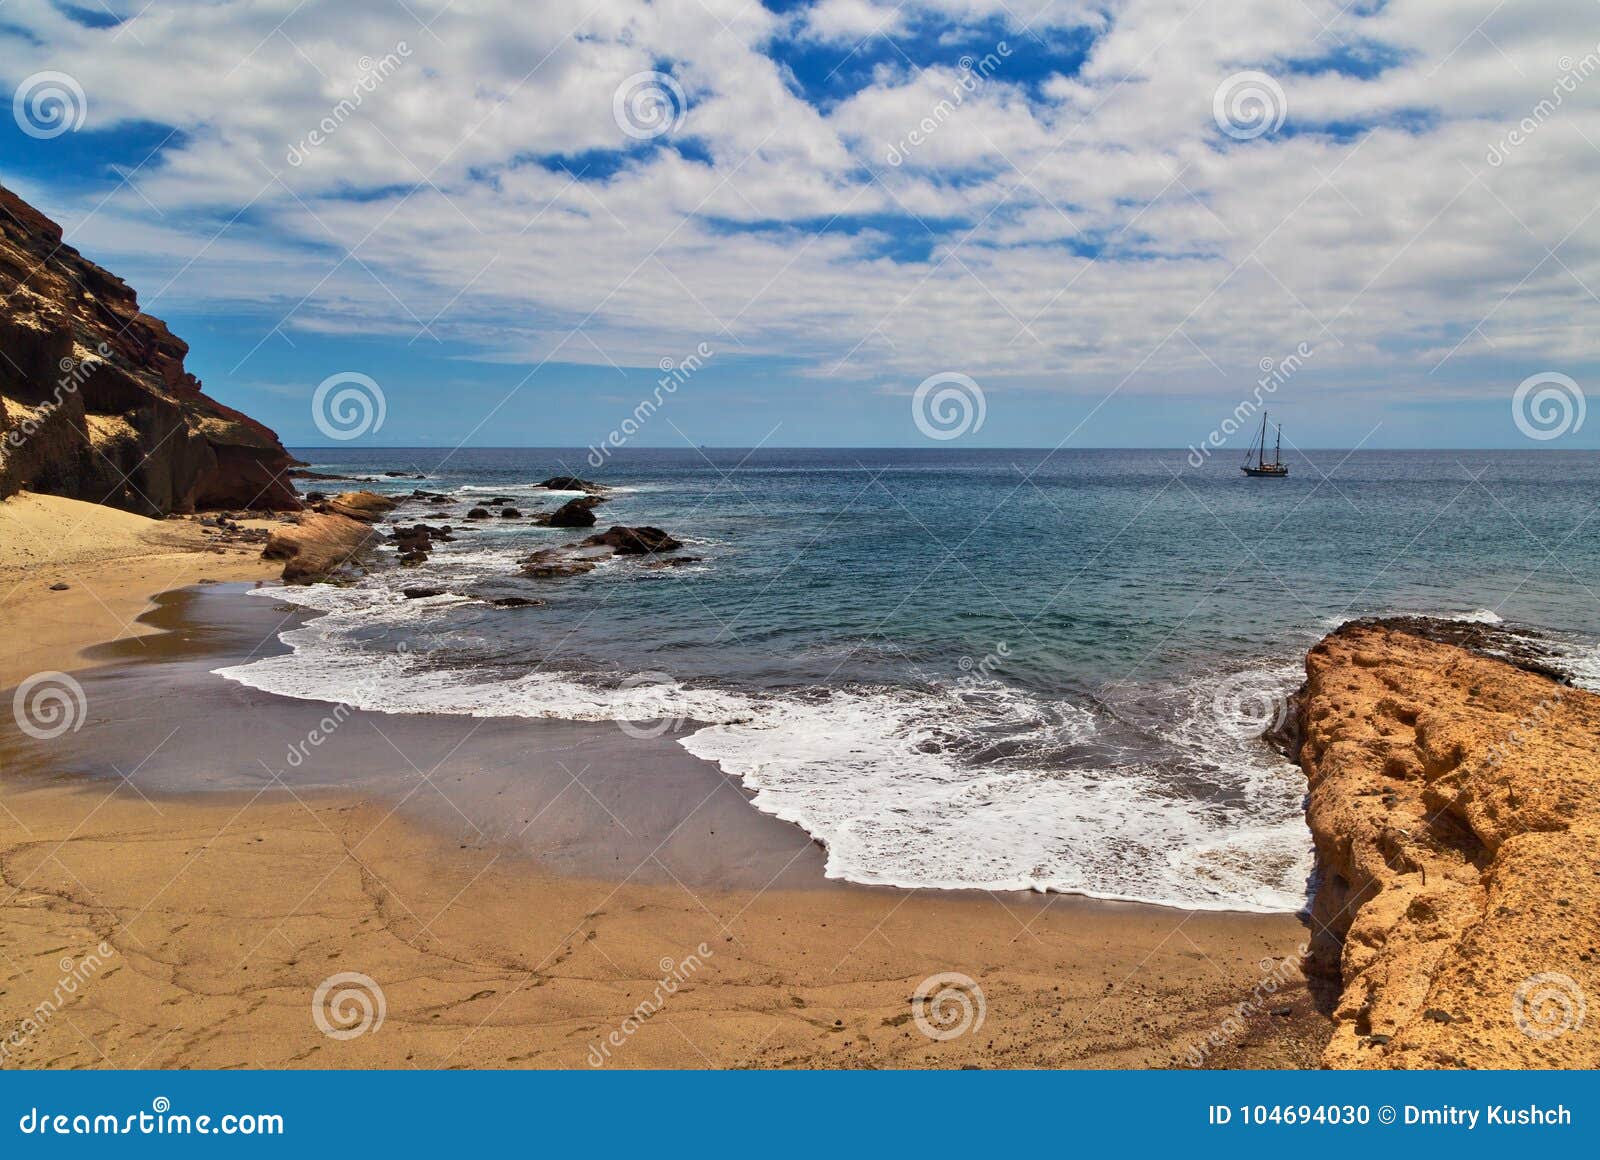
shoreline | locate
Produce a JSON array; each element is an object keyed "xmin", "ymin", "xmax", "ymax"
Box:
[
  {"xmin": 0, "ymin": 492, "xmax": 282, "ymax": 689},
  {"xmin": 0, "ymin": 494, "xmax": 1323, "ymax": 1068}
]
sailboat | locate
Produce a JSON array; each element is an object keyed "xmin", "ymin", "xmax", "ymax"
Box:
[{"xmin": 1242, "ymin": 412, "xmax": 1288, "ymax": 477}]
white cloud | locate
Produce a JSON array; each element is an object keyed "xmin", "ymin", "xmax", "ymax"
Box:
[
  {"xmin": 800, "ymin": 0, "xmax": 908, "ymax": 45},
  {"xmin": 2, "ymin": 0, "xmax": 1597, "ymax": 415}
]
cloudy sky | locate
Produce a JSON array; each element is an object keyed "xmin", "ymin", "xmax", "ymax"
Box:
[{"xmin": 2, "ymin": 0, "xmax": 1598, "ymax": 448}]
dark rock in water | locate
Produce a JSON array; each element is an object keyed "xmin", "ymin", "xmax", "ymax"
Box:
[
  {"xmin": 546, "ymin": 497, "xmax": 601, "ymax": 528},
  {"xmin": 583, "ymin": 525, "xmax": 682, "ymax": 554},
  {"xmin": 393, "ymin": 522, "xmax": 451, "ymax": 545},
  {"xmin": 398, "ymin": 550, "xmax": 429, "ymax": 567},
  {"xmin": 519, "ymin": 548, "xmax": 599, "ymax": 578},
  {"xmin": 305, "ymin": 491, "xmax": 327, "ymax": 502},
  {"xmin": 403, "ymin": 586, "xmax": 446, "ymax": 599},
  {"xmin": 465, "ymin": 507, "xmax": 491, "ymax": 520},
  {"xmin": 392, "ymin": 525, "xmax": 435, "ymax": 558},
  {"xmin": 430, "ymin": 495, "xmax": 452, "ymax": 503},
  {"xmin": 537, "ymin": 476, "xmax": 606, "ymax": 494},
  {"xmin": 500, "ymin": 507, "xmax": 521, "ymax": 518},
  {"xmin": 489, "ymin": 596, "xmax": 543, "ymax": 608},
  {"xmin": 641, "ymin": 555, "xmax": 702, "ymax": 569},
  {"xmin": 489, "ymin": 496, "xmax": 516, "ymax": 505}
]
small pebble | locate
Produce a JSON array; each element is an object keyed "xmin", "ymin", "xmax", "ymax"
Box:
[{"xmin": 48, "ymin": 582, "xmax": 69, "ymax": 591}]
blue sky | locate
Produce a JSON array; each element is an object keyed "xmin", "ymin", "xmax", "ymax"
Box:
[{"xmin": 2, "ymin": 0, "xmax": 1597, "ymax": 448}]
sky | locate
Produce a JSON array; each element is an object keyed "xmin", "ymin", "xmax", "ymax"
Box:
[{"xmin": 1, "ymin": 0, "xmax": 1598, "ymax": 449}]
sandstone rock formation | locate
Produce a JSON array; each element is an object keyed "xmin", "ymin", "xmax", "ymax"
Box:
[
  {"xmin": 317, "ymin": 490, "xmax": 397, "ymax": 522},
  {"xmin": 260, "ymin": 490, "xmax": 394, "ymax": 581},
  {"xmin": 262, "ymin": 513, "xmax": 379, "ymax": 583},
  {"xmin": 0, "ymin": 185, "xmax": 299, "ymax": 514},
  {"xmin": 1294, "ymin": 620, "xmax": 1599, "ymax": 1068}
]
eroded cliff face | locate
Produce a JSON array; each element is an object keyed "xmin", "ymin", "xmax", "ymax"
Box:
[
  {"xmin": 0, "ymin": 185, "xmax": 299, "ymax": 514},
  {"xmin": 1296, "ymin": 621, "xmax": 1598, "ymax": 1068}
]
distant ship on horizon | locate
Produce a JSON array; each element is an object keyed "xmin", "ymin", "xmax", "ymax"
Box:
[{"xmin": 1243, "ymin": 412, "xmax": 1288, "ymax": 477}]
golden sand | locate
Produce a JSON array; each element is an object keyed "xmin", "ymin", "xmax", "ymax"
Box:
[{"xmin": 0, "ymin": 493, "xmax": 1318, "ymax": 1069}]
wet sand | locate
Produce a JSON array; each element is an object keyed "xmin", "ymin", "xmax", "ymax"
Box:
[{"xmin": 0, "ymin": 544, "xmax": 1326, "ymax": 1069}]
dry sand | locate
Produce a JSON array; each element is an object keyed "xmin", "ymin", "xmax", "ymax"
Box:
[
  {"xmin": 0, "ymin": 492, "xmax": 277, "ymax": 689},
  {"xmin": 0, "ymin": 493, "xmax": 1322, "ymax": 1069}
]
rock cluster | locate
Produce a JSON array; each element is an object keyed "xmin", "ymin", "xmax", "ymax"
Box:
[{"xmin": 519, "ymin": 524, "xmax": 692, "ymax": 579}]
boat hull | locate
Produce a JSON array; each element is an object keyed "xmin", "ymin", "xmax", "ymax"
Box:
[{"xmin": 1241, "ymin": 466, "xmax": 1289, "ymax": 477}]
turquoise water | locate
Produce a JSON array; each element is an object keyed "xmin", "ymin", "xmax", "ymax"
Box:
[{"xmin": 218, "ymin": 448, "xmax": 1600, "ymax": 911}]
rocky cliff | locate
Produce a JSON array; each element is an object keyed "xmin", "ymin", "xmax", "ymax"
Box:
[
  {"xmin": 0, "ymin": 185, "xmax": 299, "ymax": 514},
  {"xmin": 1294, "ymin": 620, "xmax": 1598, "ymax": 1068}
]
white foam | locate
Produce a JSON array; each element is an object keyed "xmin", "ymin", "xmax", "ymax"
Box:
[
  {"xmin": 219, "ymin": 576, "xmax": 1312, "ymax": 912},
  {"xmin": 1452, "ymin": 608, "xmax": 1505, "ymax": 624},
  {"xmin": 680, "ymin": 685, "xmax": 1309, "ymax": 911}
]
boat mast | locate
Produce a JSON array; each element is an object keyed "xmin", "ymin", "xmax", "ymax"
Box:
[{"xmin": 1273, "ymin": 420, "xmax": 1281, "ymax": 466}]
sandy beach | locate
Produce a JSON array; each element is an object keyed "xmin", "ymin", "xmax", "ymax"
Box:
[{"xmin": 0, "ymin": 492, "xmax": 1322, "ymax": 1069}]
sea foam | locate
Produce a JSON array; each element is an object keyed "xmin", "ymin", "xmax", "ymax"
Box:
[{"xmin": 217, "ymin": 580, "xmax": 1313, "ymax": 913}]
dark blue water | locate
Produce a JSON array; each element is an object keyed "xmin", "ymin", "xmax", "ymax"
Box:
[{"xmin": 220, "ymin": 448, "xmax": 1600, "ymax": 911}]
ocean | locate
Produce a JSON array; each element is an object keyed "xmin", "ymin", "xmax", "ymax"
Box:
[{"xmin": 215, "ymin": 447, "xmax": 1600, "ymax": 913}]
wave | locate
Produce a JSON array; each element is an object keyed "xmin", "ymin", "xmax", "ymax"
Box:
[{"xmin": 215, "ymin": 579, "xmax": 1312, "ymax": 912}]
